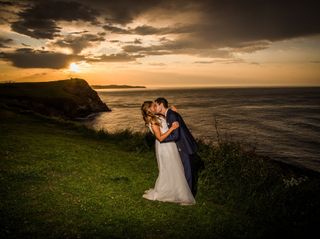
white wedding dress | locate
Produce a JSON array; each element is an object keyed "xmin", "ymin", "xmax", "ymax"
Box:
[{"xmin": 143, "ymin": 116, "xmax": 195, "ymax": 205}]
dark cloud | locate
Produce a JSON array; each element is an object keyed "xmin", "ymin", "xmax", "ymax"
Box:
[
  {"xmin": 0, "ymin": 0, "xmax": 27, "ymax": 24},
  {"xmin": 133, "ymin": 39, "xmax": 142, "ymax": 44},
  {"xmin": 11, "ymin": 18, "xmax": 61, "ymax": 39},
  {"xmin": 105, "ymin": 0, "xmax": 319, "ymax": 58},
  {"xmin": 122, "ymin": 39, "xmax": 233, "ymax": 58},
  {"xmin": 0, "ymin": 47, "xmax": 143, "ymax": 67},
  {"xmin": 11, "ymin": 0, "xmax": 99, "ymax": 39},
  {"xmin": 88, "ymin": 0, "xmax": 169, "ymax": 24},
  {"xmin": 1, "ymin": 0, "xmax": 319, "ymax": 63},
  {"xmin": 103, "ymin": 24, "xmax": 193, "ymax": 35},
  {"xmin": 194, "ymin": 0, "xmax": 320, "ymax": 46},
  {"xmin": 78, "ymin": 0, "xmax": 196, "ymax": 25},
  {"xmin": 21, "ymin": 43, "xmax": 31, "ymax": 47},
  {"xmin": 7, "ymin": 0, "xmax": 165, "ymax": 32},
  {"xmin": 103, "ymin": 25, "xmax": 130, "ymax": 34},
  {"xmin": 0, "ymin": 1, "xmax": 14, "ymax": 6},
  {"xmin": 122, "ymin": 44, "xmax": 171, "ymax": 56},
  {"xmin": 86, "ymin": 53, "xmax": 142, "ymax": 62},
  {"xmin": 0, "ymin": 37, "xmax": 13, "ymax": 48},
  {"xmin": 51, "ymin": 33, "xmax": 106, "ymax": 54},
  {"xmin": 134, "ymin": 25, "xmax": 193, "ymax": 35},
  {"xmin": 0, "ymin": 48, "xmax": 80, "ymax": 68},
  {"xmin": 6, "ymin": 0, "xmax": 320, "ymax": 43},
  {"xmin": 69, "ymin": 30, "xmax": 90, "ymax": 34},
  {"xmin": 101, "ymin": 0, "xmax": 319, "ymax": 43},
  {"xmin": 123, "ymin": 38, "xmax": 143, "ymax": 44}
]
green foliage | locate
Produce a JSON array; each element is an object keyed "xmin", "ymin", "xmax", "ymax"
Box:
[
  {"xmin": 1, "ymin": 108, "xmax": 319, "ymax": 238},
  {"xmin": 197, "ymin": 136, "xmax": 320, "ymax": 238}
]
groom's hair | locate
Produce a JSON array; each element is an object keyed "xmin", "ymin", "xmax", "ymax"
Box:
[{"xmin": 155, "ymin": 97, "xmax": 168, "ymax": 108}]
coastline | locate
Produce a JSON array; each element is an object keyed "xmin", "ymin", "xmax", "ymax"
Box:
[{"xmin": 93, "ymin": 86, "xmax": 320, "ymax": 173}]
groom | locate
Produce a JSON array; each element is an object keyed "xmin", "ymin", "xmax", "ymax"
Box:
[{"xmin": 154, "ymin": 97, "xmax": 198, "ymax": 195}]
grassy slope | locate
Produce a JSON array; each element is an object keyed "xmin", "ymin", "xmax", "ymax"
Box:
[
  {"xmin": 0, "ymin": 109, "xmax": 250, "ymax": 239},
  {"xmin": 1, "ymin": 108, "xmax": 319, "ymax": 238}
]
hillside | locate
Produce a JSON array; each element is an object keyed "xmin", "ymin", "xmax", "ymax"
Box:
[
  {"xmin": 0, "ymin": 108, "xmax": 319, "ymax": 238},
  {"xmin": 0, "ymin": 78, "xmax": 111, "ymax": 119}
]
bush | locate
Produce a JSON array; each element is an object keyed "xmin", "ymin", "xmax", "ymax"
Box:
[{"xmin": 197, "ymin": 135, "xmax": 320, "ymax": 237}]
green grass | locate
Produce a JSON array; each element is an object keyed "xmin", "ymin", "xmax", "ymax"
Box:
[{"xmin": 1, "ymin": 108, "xmax": 319, "ymax": 238}]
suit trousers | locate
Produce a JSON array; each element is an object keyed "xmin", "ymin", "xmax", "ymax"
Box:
[{"xmin": 178, "ymin": 150, "xmax": 194, "ymax": 194}]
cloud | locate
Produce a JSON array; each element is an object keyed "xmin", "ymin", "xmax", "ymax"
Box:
[
  {"xmin": 114, "ymin": 0, "xmax": 320, "ymax": 57},
  {"xmin": 0, "ymin": 0, "xmax": 26, "ymax": 25},
  {"xmin": 194, "ymin": 61, "xmax": 213, "ymax": 64},
  {"xmin": 21, "ymin": 43, "xmax": 31, "ymax": 47},
  {"xmin": 11, "ymin": 0, "xmax": 99, "ymax": 39},
  {"xmin": 0, "ymin": 37, "xmax": 13, "ymax": 48},
  {"xmin": 149, "ymin": 62, "xmax": 166, "ymax": 66},
  {"xmin": 0, "ymin": 48, "xmax": 80, "ymax": 69},
  {"xmin": 86, "ymin": 53, "xmax": 142, "ymax": 62},
  {"xmin": 122, "ymin": 39, "xmax": 233, "ymax": 58},
  {"xmin": 1, "ymin": 0, "xmax": 320, "ymax": 63},
  {"xmin": 193, "ymin": 0, "xmax": 320, "ymax": 45},
  {"xmin": 105, "ymin": 0, "xmax": 319, "ymax": 44},
  {"xmin": 103, "ymin": 24, "xmax": 193, "ymax": 35},
  {"xmin": 194, "ymin": 58, "xmax": 247, "ymax": 65},
  {"xmin": 122, "ymin": 44, "xmax": 171, "ymax": 56},
  {"xmin": 0, "ymin": 48, "xmax": 142, "ymax": 68},
  {"xmin": 51, "ymin": 32, "xmax": 106, "ymax": 54},
  {"xmin": 0, "ymin": 1, "xmax": 14, "ymax": 6},
  {"xmin": 133, "ymin": 39, "xmax": 142, "ymax": 44},
  {"xmin": 103, "ymin": 25, "xmax": 130, "ymax": 34},
  {"xmin": 7, "ymin": 0, "xmax": 164, "ymax": 30},
  {"xmin": 92, "ymin": 0, "xmax": 169, "ymax": 24}
]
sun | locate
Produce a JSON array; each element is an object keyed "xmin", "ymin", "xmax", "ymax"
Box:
[{"xmin": 69, "ymin": 62, "xmax": 80, "ymax": 73}]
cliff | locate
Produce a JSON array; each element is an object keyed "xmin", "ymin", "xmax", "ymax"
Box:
[{"xmin": 0, "ymin": 78, "xmax": 111, "ymax": 119}]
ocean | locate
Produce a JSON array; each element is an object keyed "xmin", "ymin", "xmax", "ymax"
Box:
[{"xmin": 85, "ymin": 87, "xmax": 320, "ymax": 172}]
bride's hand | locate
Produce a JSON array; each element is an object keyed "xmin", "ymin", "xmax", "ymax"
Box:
[{"xmin": 171, "ymin": 121, "xmax": 180, "ymax": 130}]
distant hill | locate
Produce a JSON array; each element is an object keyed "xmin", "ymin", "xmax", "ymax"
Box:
[
  {"xmin": 91, "ymin": 84, "xmax": 146, "ymax": 89},
  {"xmin": 0, "ymin": 78, "xmax": 111, "ymax": 119}
]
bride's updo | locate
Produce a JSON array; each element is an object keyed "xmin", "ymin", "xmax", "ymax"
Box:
[{"xmin": 141, "ymin": 101, "xmax": 160, "ymax": 126}]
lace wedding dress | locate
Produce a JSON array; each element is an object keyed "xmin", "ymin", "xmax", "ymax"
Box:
[{"xmin": 143, "ymin": 117, "xmax": 195, "ymax": 205}]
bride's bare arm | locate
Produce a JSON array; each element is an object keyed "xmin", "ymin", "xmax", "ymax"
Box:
[{"xmin": 151, "ymin": 122, "xmax": 179, "ymax": 142}]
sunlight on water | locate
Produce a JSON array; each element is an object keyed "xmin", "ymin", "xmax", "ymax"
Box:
[{"xmin": 85, "ymin": 87, "xmax": 320, "ymax": 172}]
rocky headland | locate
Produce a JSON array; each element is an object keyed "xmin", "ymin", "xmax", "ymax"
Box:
[{"xmin": 0, "ymin": 78, "xmax": 111, "ymax": 119}]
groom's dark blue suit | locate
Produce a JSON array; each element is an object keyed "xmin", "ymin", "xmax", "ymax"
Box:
[{"xmin": 161, "ymin": 108, "xmax": 198, "ymax": 194}]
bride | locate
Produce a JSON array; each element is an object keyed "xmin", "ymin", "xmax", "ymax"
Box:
[{"xmin": 141, "ymin": 101, "xmax": 195, "ymax": 205}]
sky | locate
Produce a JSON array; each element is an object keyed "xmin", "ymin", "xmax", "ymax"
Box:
[{"xmin": 0, "ymin": 0, "xmax": 319, "ymax": 87}]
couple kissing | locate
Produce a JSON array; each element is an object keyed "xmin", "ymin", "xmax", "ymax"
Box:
[{"xmin": 141, "ymin": 97, "xmax": 199, "ymax": 206}]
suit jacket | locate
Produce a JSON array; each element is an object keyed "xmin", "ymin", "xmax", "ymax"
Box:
[{"xmin": 161, "ymin": 108, "xmax": 198, "ymax": 155}]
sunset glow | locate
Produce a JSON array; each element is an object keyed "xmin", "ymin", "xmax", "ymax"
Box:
[
  {"xmin": 0, "ymin": 1, "xmax": 319, "ymax": 87},
  {"xmin": 69, "ymin": 63, "xmax": 80, "ymax": 73}
]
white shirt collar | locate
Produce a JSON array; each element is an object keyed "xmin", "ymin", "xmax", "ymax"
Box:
[{"xmin": 164, "ymin": 108, "xmax": 169, "ymax": 117}]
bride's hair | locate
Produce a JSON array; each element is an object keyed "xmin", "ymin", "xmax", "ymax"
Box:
[{"xmin": 141, "ymin": 101, "xmax": 160, "ymax": 126}]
